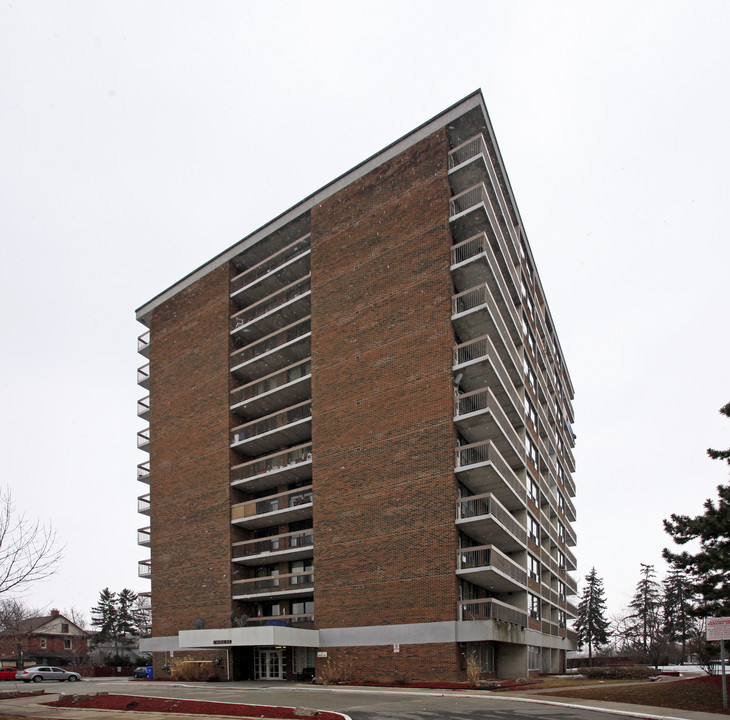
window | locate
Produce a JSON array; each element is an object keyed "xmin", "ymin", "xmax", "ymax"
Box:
[
  {"xmin": 523, "ymin": 356, "xmax": 537, "ymax": 392},
  {"xmin": 558, "ymin": 580, "xmax": 566, "ymax": 601},
  {"xmin": 527, "ymin": 554, "xmax": 540, "ymax": 583},
  {"xmin": 527, "ymin": 473, "xmax": 539, "ymax": 505},
  {"xmin": 291, "ymin": 600, "xmax": 314, "ymax": 617},
  {"xmin": 528, "ymin": 593, "xmax": 541, "ymax": 620},
  {"xmin": 528, "ymin": 645, "xmax": 541, "ymax": 670},
  {"xmin": 465, "ymin": 642, "xmax": 494, "ymax": 672},
  {"xmin": 293, "ymin": 647, "xmax": 316, "ymax": 674},
  {"xmin": 557, "ymin": 489, "xmax": 566, "ymax": 514},
  {"xmin": 558, "ymin": 610, "xmax": 567, "ymax": 629},
  {"xmin": 526, "ymin": 436, "xmax": 539, "ymax": 469},
  {"xmin": 40, "ymin": 638, "xmax": 47, "ymax": 649},
  {"xmin": 557, "ymin": 549, "xmax": 566, "ymax": 571},
  {"xmin": 557, "ymin": 521, "xmax": 566, "ymax": 544},
  {"xmin": 524, "ymin": 397, "xmax": 538, "ymax": 433},
  {"xmin": 61, "ymin": 623, "xmax": 69, "ymax": 634},
  {"xmin": 527, "ymin": 513, "xmax": 540, "ymax": 546},
  {"xmin": 64, "ymin": 639, "xmax": 72, "ymax": 650}
]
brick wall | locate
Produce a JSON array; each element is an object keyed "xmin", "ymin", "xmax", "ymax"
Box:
[
  {"xmin": 310, "ymin": 128, "xmax": 459, "ymax": 639},
  {"xmin": 148, "ymin": 264, "xmax": 234, "ymax": 638}
]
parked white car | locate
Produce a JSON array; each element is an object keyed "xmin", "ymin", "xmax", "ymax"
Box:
[{"xmin": 16, "ymin": 666, "xmax": 81, "ymax": 683}]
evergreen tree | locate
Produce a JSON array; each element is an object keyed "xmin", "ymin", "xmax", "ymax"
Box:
[
  {"xmin": 574, "ymin": 567, "xmax": 610, "ymax": 666},
  {"xmin": 628, "ymin": 563, "xmax": 662, "ymax": 656},
  {"xmin": 663, "ymin": 402, "xmax": 730, "ymax": 616},
  {"xmin": 662, "ymin": 569, "xmax": 695, "ymax": 662},
  {"xmin": 91, "ymin": 587, "xmax": 143, "ymax": 657}
]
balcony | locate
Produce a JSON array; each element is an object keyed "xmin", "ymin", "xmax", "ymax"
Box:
[
  {"xmin": 230, "ymin": 359, "xmax": 311, "ymax": 419},
  {"xmin": 454, "ymin": 387, "xmax": 524, "ymax": 469},
  {"xmin": 452, "ymin": 285, "xmax": 522, "ymax": 371},
  {"xmin": 451, "ymin": 233, "xmax": 521, "ymax": 326},
  {"xmin": 138, "ymin": 526, "xmax": 151, "ymax": 547},
  {"xmin": 232, "ymin": 529, "xmax": 314, "ymax": 565},
  {"xmin": 138, "ymin": 331, "xmax": 150, "ymax": 358},
  {"xmin": 232, "ymin": 571, "xmax": 314, "ymax": 600},
  {"xmin": 458, "ymin": 597, "xmax": 528, "ymax": 626},
  {"xmin": 457, "ymin": 545, "xmax": 526, "ymax": 593},
  {"xmin": 231, "ymin": 442, "xmax": 312, "ymax": 492},
  {"xmin": 138, "ymin": 559, "xmax": 151, "ymax": 579},
  {"xmin": 137, "ymin": 395, "xmax": 150, "ymax": 421},
  {"xmin": 230, "ymin": 276, "xmax": 311, "ymax": 342},
  {"xmin": 137, "ymin": 363, "xmax": 150, "ymax": 390},
  {"xmin": 231, "ymin": 235, "xmax": 311, "ymax": 308},
  {"xmin": 232, "ymin": 485, "xmax": 313, "ymax": 529},
  {"xmin": 230, "ymin": 317, "xmax": 311, "ymax": 381},
  {"xmin": 138, "ymin": 493, "xmax": 151, "ymax": 516},
  {"xmin": 455, "ymin": 440, "xmax": 525, "ymax": 510},
  {"xmin": 456, "ymin": 493, "xmax": 526, "ymax": 552},
  {"xmin": 230, "ymin": 401, "xmax": 311, "ymax": 456},
  {"xmin": 453, "ymin": 335, "xmax": 523, "ymax": 423},
  {"xmin": 137, "ymin": 427, "xmax": 150, "ymax": 453},
  {"xmin": 137, "ymin": 461, "xmax": 150, "ymax": 484}
]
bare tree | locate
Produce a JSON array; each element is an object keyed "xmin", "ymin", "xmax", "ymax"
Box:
[{"xmin": 0, "ymin": 487, "xmax": 63, "ymax": 595}]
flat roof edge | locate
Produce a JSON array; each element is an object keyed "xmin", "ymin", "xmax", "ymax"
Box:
[{"xmin": 135, "ymin": 90, "xmax": 486, "ymax": 324}]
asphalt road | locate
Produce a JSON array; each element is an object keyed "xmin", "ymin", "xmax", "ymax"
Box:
[{"xmin": 1, "ymin": 677, "xmax": 640, "ymax": 720}]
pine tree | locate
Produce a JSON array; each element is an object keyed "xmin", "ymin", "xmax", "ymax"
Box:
[
  {"xmin": 663, "ymin": 402, "xmax": 730, "ymax": 616},
  {"xmin": 91, "ymin": 588, "xmax": 144, "ymax": 657},
  {"xmin": 574, "ymin": 567, "xmax": 610, "ymax": 666},
  {"xmin": 628, "ymin": 563, "xmax": 662, "ymax": 656},
  {"xmin": 662, "ymin": 569, "xmax": 695, "ymax": 662}
]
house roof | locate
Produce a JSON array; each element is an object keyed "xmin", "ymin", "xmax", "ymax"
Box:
[{"xmin": 10, "ymin": 613, "xmax": 88, "ymax": 636}]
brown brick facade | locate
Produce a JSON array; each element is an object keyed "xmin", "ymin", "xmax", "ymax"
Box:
[
  {"xmin": 310, "ymin": 129, "xmax": 459, "ymax": 640},
  {"xmin": 148, "ymin": 263, "xmax": 234, "ymax": 641}
]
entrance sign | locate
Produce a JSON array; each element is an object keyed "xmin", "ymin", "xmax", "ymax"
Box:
[
  {"xmin": 707, "ymin": 617, "xmax": 729, "ymax": 711},
  {"xmin": 707, "ymin": 617, "xmax": 730, "ymax": 641}
]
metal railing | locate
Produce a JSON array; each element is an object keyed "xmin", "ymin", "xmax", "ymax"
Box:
[
  {"xmin": 231, "ymin": 236, "xmax": 311, "ymax": 296},
  {"xmin": 232, "ymin": 571, "xmax": 314, "ymax": 594},
  {"xmin": 454, "ymin": 440, "xmax": 525, "ymax": 501},
  {"xmin": 138, "ymin": 560, "xmax": 151, "ymax": 578},
  {"xmin": 137, "ymin": 396, "xmax": 150, "ymax": 417},
  {"xmin": 230, "ymin": 318, "xmax": 311, "ymax": 367},
  {"xmin": 231, "ymin": 276, "xmax": 311, "ymax": 332},
  {"xmin": 450, "ymin": 183, "xmax": 489, "ymax": 217},
  {"xmin": 137, "ymin": 493, "xmax": 151, "ymax": 514},
  {"xmin": 457, "ymin": 545, "xmax": 527, "ymax": 586},
  {"xmin": 449, "ymin": 134, "xmax": 489, "ymax": 170},
  {"xmin": 454, "ymin": 387, "xmax": 523, "ymax": 457},
  {"xmin": 230, "ymin": 359, "xmax": 311, "ymax": 408},
  {"xmin": 137, "ymin": 461, "xmax": 150, "ymax": 483},
  {"xmin": 231, "ymin": 401, "xmax": 311, "ymax": 446},
  {"xmin": 231, "ymin": 442, "xmax": 312, "ymax": 483},
  {"xmin": 457, "ymin": 493, "xmax": 527, "ymax": 544},
  {"xmin": 458, "ymin": 597, "xmax": 528, "ymax": 626},
  {"xmin": 137, "ymin": 331, "xmax": 150, "ymax": 355},
  {"xmin": 137, "ymin": 526, "xmax": 151, "ymax": 545},
  {"xmin": 232, "ymin": 529, "xmax": 314, "ymax": 558},
  {"xmin": 137, "ymin": 427, "xmax": 150, "ymax": 449},
  {"xmin": 137, "ymin": 363, "xmax": 150, "ymax": 387},
  {"xmin": 232, "ymin": 486, "xmax": 313, "ymax": 521}
]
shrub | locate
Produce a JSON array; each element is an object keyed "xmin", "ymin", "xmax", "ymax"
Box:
[
  {"xmin": 466, "ymin": 651, "xmax": 481, "ymax": 687},
  {"xmin": 580, "ymin": 666, "xmax": 654, "ymax": 680},
  {"xmin": 168, "ymin": 656, "xmax": 216, "ymax": 682},
  {"xmin": 317, "ymin": 658, "xmax": 354, "ymax": 685}
]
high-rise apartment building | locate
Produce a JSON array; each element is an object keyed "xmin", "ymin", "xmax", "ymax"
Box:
[{"xmin": 136, "ymin": 91, "xmax": 578, "ymax": 682}]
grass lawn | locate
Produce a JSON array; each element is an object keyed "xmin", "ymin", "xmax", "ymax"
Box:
[{"xmin": 547, "ymin": 675, "xmax": 729, "ymax": 714}]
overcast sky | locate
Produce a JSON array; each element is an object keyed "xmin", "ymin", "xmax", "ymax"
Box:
[{"xmin": 1, "ymin": 1, "xmax": 728, "ymax": 627}]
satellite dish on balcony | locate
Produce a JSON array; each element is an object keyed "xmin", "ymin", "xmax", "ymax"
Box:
[{"xmin": 195, "ymin": 618, "xmax": 206, "ymax": 630}]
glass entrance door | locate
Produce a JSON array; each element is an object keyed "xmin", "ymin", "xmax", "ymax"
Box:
[{"xmin": 255, "ymin": 647, "xmax": 283, "ymax": 680}]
